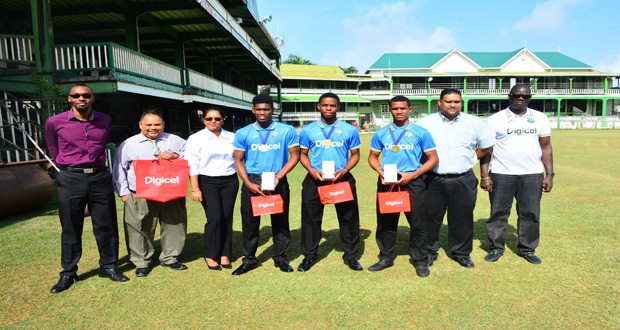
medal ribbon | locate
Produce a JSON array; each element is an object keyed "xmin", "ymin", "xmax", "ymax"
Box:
[
  {"xmin": 389, "ymin": 122, "xmax": 412, "ymax": 147},
  {"xmin": 254, "ymin": 122, "xmax": 274, "ymax": 145},
  {"xmin": 319, "ymin": 119, "xmax": 338, "ymax": 140}
]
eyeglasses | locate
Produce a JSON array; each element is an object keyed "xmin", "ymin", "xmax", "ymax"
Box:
[
  {"xmin": 510, "ymin": 94, "xmax": 532, "ymax": 99},
  {"xmin": 68, "ymin": 93, "xmax": 92, "ymax": 99},
  {"xmin": 204, "ymin": 117, "xmax": 222, "ymax": 122}
]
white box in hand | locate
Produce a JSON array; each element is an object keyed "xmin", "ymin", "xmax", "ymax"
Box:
[
  {"xmin": 384, "ymin": 164, "xmax": 398, "ymax": 183},
  {"xmin": 322, "ymin": 161, "xmax": 335, "ymax": 179},
  {"xmin": 261, "ymin": 172, "xmax": 276, "ymax": 191}
]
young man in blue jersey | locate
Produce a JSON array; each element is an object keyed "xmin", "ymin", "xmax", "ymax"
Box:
[
  {"xmin": 232, "ymin": 94, "xmax": 300, "ymax": 276},
  {"xmin": 368, "ymin": 95, "xmax": 438, "ymax": 277},
  {"xmin": 297, "ymin": 93, "xmax": 363, "ymax": 272}
]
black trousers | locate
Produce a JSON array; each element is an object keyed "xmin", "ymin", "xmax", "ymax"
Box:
[
  {"xmin": 198, "ymin": 174, "xmax": 239, "ymax": 260},
  {"xmin": 425, "ymin": 170, "xmax": 478, "ymax": 258},
  {"xmin": 300, "ymin": 172, "xmax": 360, "ymax": 261},
  {"xmin": 55, "ymin": 169, "xmax": 119, "ymax": 277},
  {"xmin": 239, "ymin": 174, "xmax": 290, "ymax": 265},
  {"xmin": 375, "ymin": 175, "xmax": 428, "ymax": 264}
]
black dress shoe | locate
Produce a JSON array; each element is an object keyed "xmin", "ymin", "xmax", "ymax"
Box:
[
  {"xmin": 485, "ymin": 251, "xmax": 503, "ymax": 262},
  {"xmin": 135, "ymin": 267, "xmax": 151, "ymax": 277},
  {"xmin": 50, "ymin": 275, "xmax": 78, "ymax": 293},
  {"xmin": 297, "ymin": 257, "xmax": 316, "ymax": 272},
  {"xmin": 162, "ymin": 262, "xmax": 188, "ymax": 270},
  {"xmin": 221, "ymin": 263, "xmax": 232, "ymax": 269},
  {"xmin": 98, "ymin": 268, "xmax": 130, "ymax": 282},
  {"xmin": 428, "ymin": 254, "xmax": 438, "ymax": 267},
  {"xmin": 368, "ymin": 259, "xmax": 393, "ymax": 272},
  {"xmin": 274, "ymin": 260, "xmax": 294, "ymax": 273},
  {"xmin": 415, "ymin": 264, "xmax": 430, "ymax": 278},
  {"xmin": 231, "ymin": 263, "xmax": 255, "ymax": 276},
  {"xmin": 204, "ymin": 258, "xmax": 222, "ymax": 271},
  {"xmin": 345, "ymin": 258, "xmax": 363, "ymax": 271},
  {"xmin": 454, "ymin": 256, "xmax": 475, "ymax": 268},
  {"xmin": 523, "ymin": 253, "xmax": 542, "ymax": 264}
]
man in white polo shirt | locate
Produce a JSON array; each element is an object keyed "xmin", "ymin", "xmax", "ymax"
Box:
[{"xmin": 480, "ymin": 84, "xmax": 554, "ymax": 264}]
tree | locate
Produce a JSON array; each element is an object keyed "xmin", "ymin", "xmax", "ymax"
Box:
[
  {"xmin": 283, "ymin": 54, "xmax": 314, "ymax": 65},
  {"xmin": 340, "ymin": 66, "xmax": 358, "ymax": 74}
]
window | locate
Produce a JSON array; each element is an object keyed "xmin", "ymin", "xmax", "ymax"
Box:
[{"xmin": 380, "ymin": 103, "xmax": 390, "ymax": 113}]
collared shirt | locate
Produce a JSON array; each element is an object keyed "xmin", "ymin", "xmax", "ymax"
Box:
[
  {"xmin": 113, "ymin": 132, "xmax": 186, "ymax": 197},
  {"xmin": 186, "ymin": 128, "xmax": 236, "ymax": 176},
  {"xmin": 299, "ymin": 118, "xmax": 361, "ymax": 171},
  {"xmin": 44, "ymin": 110, "xmax": 111, "ymax": 167},
  {"xmin": 370, "ymin": 121, "xmax": 436, "ymax": 173},
  {"xmin": 233, "ymin": 121, "xmax": 299, "ymax": 174},
  {"xmin": 418, "ymin": 112, "xmax": 495, "ymax": 174},
  {"xmin": 486, "ymin": 107, "xmax": 551, "ymax": 175}
]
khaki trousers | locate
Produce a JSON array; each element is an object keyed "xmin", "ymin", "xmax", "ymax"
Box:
[{"xmin": 123, "ymin": 194, "xmax": 187, "ymax": 268}]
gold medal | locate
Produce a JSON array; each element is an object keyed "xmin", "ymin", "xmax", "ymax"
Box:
[
  {"xmin": 323, "ymin": 139, "xmax": 332, "ymax": 147},
  {"xmin": 259, "ymin": 144, "xmax": 269, "ymax": 152},
  {"xmin": 391, "ymin": 145, "xmax": 401, "ymax": 153}
]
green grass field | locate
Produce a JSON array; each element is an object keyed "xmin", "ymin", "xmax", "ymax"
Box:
[{"xmin": 1, "ymin": 129, "xmax": 619, "ymax": 329}]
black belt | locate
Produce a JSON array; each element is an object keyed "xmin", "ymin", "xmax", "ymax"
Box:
[
  {"xmin": 435, "ymin": 170, "xmax": 471, "ymax": 178},
  {"xmin": 59, "ymin": 165, "xmax": 108, "ymax": 174}
]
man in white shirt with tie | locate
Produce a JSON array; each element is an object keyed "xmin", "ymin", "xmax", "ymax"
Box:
[{"xmin": 113, "ymin": 110, "xmax": 188, "ymax": 277}]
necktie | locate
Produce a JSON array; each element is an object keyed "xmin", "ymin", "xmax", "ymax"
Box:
[{"xmin": 149, "ymin": 139, "xmax": 161, "ymax": 157}]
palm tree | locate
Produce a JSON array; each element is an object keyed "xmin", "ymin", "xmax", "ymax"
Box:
[
  {"xmin": 283, "ymin": 54, "xmax": 314, "ymax": 65},
  {"xmin": 340, "ymin": 66, "xmax": 358, "ymax": 74}
]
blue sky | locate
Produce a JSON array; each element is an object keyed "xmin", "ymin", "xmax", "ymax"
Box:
[{"xmin": 257, "ymin": 0, "xmax": 620, "ymax": 73}]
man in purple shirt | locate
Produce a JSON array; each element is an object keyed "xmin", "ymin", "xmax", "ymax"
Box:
[{"xmin": 45, "ymin": 84, "xmax": 129, "ymax": 293}]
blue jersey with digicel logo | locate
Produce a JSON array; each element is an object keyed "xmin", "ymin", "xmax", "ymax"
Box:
[
  {"xmin": 299, "ymin": 118, "xmax": 361, "ymax": 171},
  {"xmin": 370, "ymin": 121, "xmax": 436, "ymax": 173},
  {"xmin": 233, "ymin": 121, "xmax": 299, "ymax": 174}
]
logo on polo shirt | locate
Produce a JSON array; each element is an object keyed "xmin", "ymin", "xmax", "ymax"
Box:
[
  {"xmin": 527, "ymin": 118, "xmax": 535, "ymax": 123},
  {"xmin": 405, "ymin": 132, "xmax": 414, "ymax": 140},
  {"xmin": 334, "ymin": 129, "xmax": 344, "ymax": 137},
  {"xmin": 384, "ymin": 143, "xmax": 415, "ymax": 151},
  {"xmin": 507, "ymin": 128, "xmax": 537, "ymax": 135},
  {"xmin": 270, "ymin": 132, "xmax": 279, "ymax": 139},
  {"xmin": 145, "ymin": 176, "xmax": 180, "ymax": 185},
  {"xmin": 251, "ymin": 142, "xmax": 281, "ymax": 151},
  {"xmin": 316, "ymin": 140, "xmax": 344, "ymax": 148}
]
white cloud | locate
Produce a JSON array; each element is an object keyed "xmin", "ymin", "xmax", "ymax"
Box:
[
  {"xmin": 596, "ymin": 53, "xmax": 620, "ymax": 73},
  {"xmin": 512, "ymin": 0, "xmax": 583, "ymax": 34},
  {"xmin": 319, "ymin": 1, "xmax": 455, "ymax": 72}
]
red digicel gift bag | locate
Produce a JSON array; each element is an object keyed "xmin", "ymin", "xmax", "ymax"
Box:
[
  {"xmin": 251, "ymin": 193, "xmax": 284, "ymax": 216},
  {"xmin": 377, "ymin": 184, "xmax": 411, "ymax": 214},
  {"xmin": 317, "ymin": 181, "xmax": 354, "ymax": 205},
  {"xmin": 134, "ymin": 159, "xmax": 188, "ymax": 202}
]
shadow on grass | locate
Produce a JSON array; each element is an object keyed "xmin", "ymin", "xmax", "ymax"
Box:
[
  {"xmin": 474, "ymin": 217, "xmax": 519, "ymax": 255},
  {"xmin": 0, "ymin": 191, "xmax": 59, "ymax": 228},
  {"xmin": 313, "ymin": 228, "xmax": 372, "ymax": 263}
]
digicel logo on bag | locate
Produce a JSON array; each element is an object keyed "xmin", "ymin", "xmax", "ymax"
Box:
[
  {"xmin": 386, "ymin": 200, "xmax": 403, "ymax": 206},
  {"xmin": 258, "ymin": 202, "xmax": 275, "ymax": 208},
  {"xmin": 145, "ymin": 176, "xmax": 180, "ymax": 185},
  {"xmin": 329, "ymin": 190, "xmax": 345, "ymax": 197}
]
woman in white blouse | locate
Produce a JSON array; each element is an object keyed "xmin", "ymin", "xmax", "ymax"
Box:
[{"xmin": 186, "ymin": 107, "xmax": 238, "ymax": 270}]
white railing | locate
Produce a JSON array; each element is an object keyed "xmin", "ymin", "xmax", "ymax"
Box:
[
  {"xmin": 55, "ymin": 44, "xmax": 109, "ymax": 70},
  {"xmin": 300, "ymin": 88, "xmax": 330, "ymax": 94},
  {"xmin": 608, "ymin": 89, "xmax": 620, "ymax": 95},
  {"xmin": 536, "ymin": 89, "xmax": 569, "ymax": 95},
  {"xmin": 465, "ymin": 89, "xmax": 508, "ymax": 95},
  {"xmin": 359, "ymin": 90, "xmax": 392, "ymax": 97},
  {"xmin": 187, "ymin": 70, "xmax": 223, "ymax": 94},
  {"xmin": 330, "ymin": 89, "xmax": 358, "ymax": 95},
  {"xmin": 0, "ymin": 35, "xmax": 34, "ymax": 62},
  {"xmin": 112, "ymin": 45, "xmax": 182, "ymax": 85},
  {"xmin": 281, "ymin": 88, "xmax": 301, "ymax": 94},
  {"xmin": 572, "ymin": 89, "xmax": 604, "ymax": 95},
  {"xmin": 242, "ymin": 90, "xmax": 255, "ymax": 103},
  {"xmin": 281, "ymin": 112, "xmax": 359, "ymax": 120},
  {"xmin": 222, "ymin": 84, "xmax": 243, "ymax": 100}
]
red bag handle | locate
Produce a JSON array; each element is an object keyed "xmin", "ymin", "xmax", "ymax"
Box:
[{"xmin": 386, "ymin": 184, "xmax": 401, "ymax": 193}]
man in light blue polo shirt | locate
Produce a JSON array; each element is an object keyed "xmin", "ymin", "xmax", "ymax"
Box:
[
  {"xmin": 368, "ymin": 95, "xmax": 438, "ymax": 277},
  {"xmin": 298, "ymin": 92, "xmax": 363, "ymax": 272},
  {"xmin": 232, "ymin": 94, "xmax": 300, "ymax": 276},
  {"xmin": 418, "ymin": 88, "xmax": 494, "ymax": 268}
]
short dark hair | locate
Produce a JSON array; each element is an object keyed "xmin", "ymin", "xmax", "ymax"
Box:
[
  {"xmin": 510, "ymin": 84, "xmax": 531, "ymax": 94},
  {"xmin": 71, "ymin": 83, "xmax": 93, "ymax": 93},
  {"xmin": 318, "ymin": 92, "xmax": 340, "ymax": 105},
  {"xmin": 389, "ymin": 95, "xmax": 410, "ymax": 108},
  {"xmin": 140, "ymin": 109, "xmax": 164, "ymax": 122},
  {"xmin": 440, "ymin": 88, "xmax": 462, "ymax": 99},
  {"xmin": 203, "ymin": 106, "xmax": 225, "ymax": 119},
  {"xmin": 252, "ymin": 94, "xmax": 274, "ymax": 108}
]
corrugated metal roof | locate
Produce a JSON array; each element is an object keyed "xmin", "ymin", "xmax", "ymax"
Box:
[
  {"xmin": 281, "ymin": 64, "xmax": 348, "ymax": 79},
  {"xmin": 369, "ymin": 53, "xmax": 446, "ymax": 69}
]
